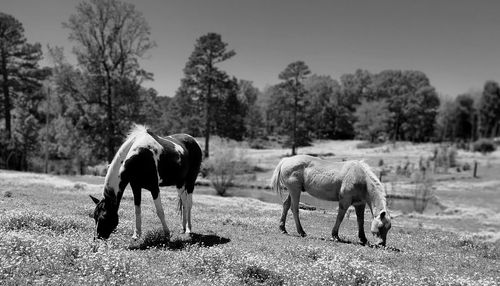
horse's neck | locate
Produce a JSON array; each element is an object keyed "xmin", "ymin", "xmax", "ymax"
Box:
[
  {"xmin": 103, "ymin": 135, "xmax": 136, "ymax": 206},
  {"xmin": 368, "ymin": 188, "xmax": 387, "ymax": 217}
]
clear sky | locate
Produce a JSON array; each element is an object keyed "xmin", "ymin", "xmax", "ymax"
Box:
[{"xmin": 3, "ymin": 0, "xmax": 500, "ymax": 97}]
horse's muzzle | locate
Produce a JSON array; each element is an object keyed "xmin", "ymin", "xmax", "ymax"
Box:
[{"xmin": 372, "ymin": 232, "xmax": 385, "ymax": 246}]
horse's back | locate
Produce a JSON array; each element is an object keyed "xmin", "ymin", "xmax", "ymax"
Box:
[
  {"xmin": 155, "ymin": 133, "xmax": 202, "ymax": 190},
  {"xmin": 280, "ymin": 155, "xmax": 368, "ymax": 202},
  {"xmin": 169, "ymin": 134, "xmax": 203, "ymax": 165},
  {"xmin": 123, "ymin": 130, "xmax": 201, "ymax": 191}
]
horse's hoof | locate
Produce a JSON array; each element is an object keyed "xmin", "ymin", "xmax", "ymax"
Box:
[
  {"xmin": 163, "ymin": 231, "xmax": 171, "ymax": 239},
  {"xmin": 299, "ymin": 232, "xmax": 307, "ymax": 237},
  {"xmin": 331, "ymin": 236, "xmax": 340, "ymax": 242}
]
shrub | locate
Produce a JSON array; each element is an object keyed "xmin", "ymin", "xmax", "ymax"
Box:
[
  {"xmin": 462, "ymin": 162, "xmax": 471, "ymax": 171},
  {"xmin": 356, "ymin": 141, "xmax": 383, "ymax": 149},
  {"xmin": 473, "ymin": 138, "xmax": 496, "ymax": 154},
  {"xmin": 204, "ymin": 141, "xmax": 247, "ymax": 196},
  {"xmin": 433, "ymin": 145, "xmax": 458, "ymax": 172},
  {"xmin": 248, "ymin": 138, "xmax": 269, "ymax": 149}
]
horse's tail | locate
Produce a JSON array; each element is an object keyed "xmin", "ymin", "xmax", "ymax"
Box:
[
  {"xmin": 103, "ymin": 124, "xmax": 148, "ymax": 197},
  {"xmin": 271, "ymin": 158, "xmax": 286, "ymax": 200},
  {"xmin": 358, "ymin": 161, "xmax": 387, "ymax": 214}
]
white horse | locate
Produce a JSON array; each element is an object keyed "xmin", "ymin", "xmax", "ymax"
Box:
[{"xmin": 271, "ymin": 155, "xmax": 391, "ymax": 246}]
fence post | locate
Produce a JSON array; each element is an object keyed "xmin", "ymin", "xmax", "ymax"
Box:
[{"xmin": 473, "ymin": 160, "xmax": 478, "ymax": 178}]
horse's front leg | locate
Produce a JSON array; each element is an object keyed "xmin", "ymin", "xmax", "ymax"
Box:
[
  {"xmin": 279, "ymin": 194, "xmax": 291, "ymax": 234},
  {"xmin": 332, "ymin": 202, "xmax": 349, "ymax": 241},
  {"xmin": 152, "ymin": 190, "xmax": 170, "ymax": 238},
  {"xmin": 354, "ymin": 204, "xmax": 368, "ymax": 245},
  {"xmin": 290, "ymin": 189, "xmax": 306, "ymax": 237}
]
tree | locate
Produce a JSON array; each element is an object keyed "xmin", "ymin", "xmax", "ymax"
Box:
[
  {"xmin": 435, "ymin": 97, "xmax": 456, "ymax": 141},
  {"xmin": 340, "ymin": 69, "xmax": 372, "ymax": 103},
  {"xmin": 402, "ymin": 86, "xmax": 440, "ymax": 142},
  {"xmin": 368, "ymin": 70, "xmax": 438, "ymax": 141},
  {"xmin": 304, "ymin": 74, "xmax": 355, "ymax": 139},
  {"xmin": 166, "ymin": 86, "xmax": 204, "ymax": 136},
  {"xmin": 453, "ymin": 93, "xmax": 476, "ymax": 141},
  {"xmin": 213, "ymin": 77, "xmax": 246, "ymax": 140},
  {"xmin": 180, "ymin": 32, "xmax": 235, "ymax": 158},
  {"xmin": 278, "ymin": 61, "xmax": 311, "ymax": 155},
  {"xmin": 478, "ymin": 80, "xmax": 500, "ymax": 138},
  {"xmin": 63, "ymin": 0, "xmax": 156, "ymax": 162},
  {"xmin": 0, "ymin": 12, "xmax": 48, "ymax": 139},
  {"xmin": 238, "ymin": 80, "xmax": 264, "ymax": 139},
  {"xmin": 354, "ymin": 100, "xmax": 390, "ymax": 142}
]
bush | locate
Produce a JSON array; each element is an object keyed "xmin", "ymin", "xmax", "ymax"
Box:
[
  {"xmin": 473, "ymin": 138, "xmax": 497, "ymax": 154},
  {"xmin": 204, "ymin": 141, "xmax": 247, "ymax": 196},
  {"xmin": 356, "ymin": 141, "xmax": 383, "ymax": 149},
  {"xmin": 433, "ymin": 145, "xmax": 458, "ymax": 172}
]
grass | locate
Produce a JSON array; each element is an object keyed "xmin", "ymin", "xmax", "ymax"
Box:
[{"xmin": 1, "ymin": 170, "xmax": 499, "ymax": 285}]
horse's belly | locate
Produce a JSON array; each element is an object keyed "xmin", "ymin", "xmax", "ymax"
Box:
[{"xmin": 305, "ymin": 183, "xmax": 340, "ymax": 201}]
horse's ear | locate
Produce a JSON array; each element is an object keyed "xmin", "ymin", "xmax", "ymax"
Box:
[
  {"xmin": 89, "ymin": 195, "xmax": 100, "ymax": 205},
  {"xmin": 379, "ymin": 210, "xmax": 386, "ymax": 220}
]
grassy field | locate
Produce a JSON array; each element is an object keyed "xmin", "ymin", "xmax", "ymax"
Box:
[{"xmin": 1, "ymin": 141, "xmax": 500, "ymax": 285}]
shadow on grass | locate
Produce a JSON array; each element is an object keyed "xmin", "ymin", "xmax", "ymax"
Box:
[{"xmin": 128, "ymin": 231, "xmax": 231, "ymax": 251}]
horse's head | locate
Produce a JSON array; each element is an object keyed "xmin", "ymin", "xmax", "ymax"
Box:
[
  {"xmin": 371, "ymin": 210, "xmax": 391, "ymax": 246},
  {"xmin": 90, "ymin": 195, "xmax": 118, "ymax": 240}
]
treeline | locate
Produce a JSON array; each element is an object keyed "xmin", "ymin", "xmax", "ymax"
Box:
[{"xmin": 1, "ymin": 0, "xmax": 500, "ymax": 173}]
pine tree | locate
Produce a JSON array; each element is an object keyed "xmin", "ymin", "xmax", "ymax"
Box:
[
  {"xmin": 278, "ymin": 61, "xmax": 311, "ymax": 155},
  {"xmin": 180, "ymin": 33, "xmax": 235, "ymax": 157},
  {"xmin": 0, "ymin": 12, "xmax": 48, "ymax": 139}
]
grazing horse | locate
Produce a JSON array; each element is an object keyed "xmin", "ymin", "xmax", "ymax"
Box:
[
  {"xmin": 90, "ymin": 125, "xmax": 202, "ymax": 240},
  {"xmin": 271, "ymin": 155, "xmax": 391, "ymax": 246}
]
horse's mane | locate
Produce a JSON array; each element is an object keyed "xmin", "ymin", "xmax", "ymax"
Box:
[
  {"xmin": 127, "ymin": 124, "xmax": 149, "ymax": 141},
  {"xmin": 103, "ymin": 124, "xmax": 149, "ymax": 201},
  {"xmin": 358, "ymin": 161, "xmax": 387, "ymax": 215}
]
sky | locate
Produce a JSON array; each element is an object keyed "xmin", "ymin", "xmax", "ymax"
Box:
[{"xmin": 3, "ymin": 0, "xmax": 500, "ymax": 97}]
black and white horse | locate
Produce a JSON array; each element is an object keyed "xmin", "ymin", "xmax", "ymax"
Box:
[{"xmin": 90, "ymin": 125, "xmax": 202, "ymax": 240}]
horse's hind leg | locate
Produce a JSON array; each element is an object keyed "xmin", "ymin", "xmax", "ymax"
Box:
[
  {"xmin": 289, "ymin": 188, "xmax": 307, "ymax": 237},
  {"xmin": 355, "ymin": 204, "xmax": 368, "ymax": 245},
  {"xmin": 177, "ymin": 186, "xmax": 193, "ymax": 234},
  {"xmin": 279, "ymin": 194, "xmax": 291, "ymax": 234},
  {"xmin": 130, "ymin": 182, "xmax": 142, "ymax": 240},
  {"xmin": 182, "ymin": 178, "xmax": 196, "ymax": 234},
  {"xmin": 186, "ymin": 191, "xmax": 193, "ymax": 233},
  {"xmin": 332, "ymin": 201, "xmax": 349, "ymax": 241}
]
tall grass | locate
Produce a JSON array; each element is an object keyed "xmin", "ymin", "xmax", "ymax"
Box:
[{"xmin": 411, "ymin": 170, "xmax": 435, "ymax": 213}]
